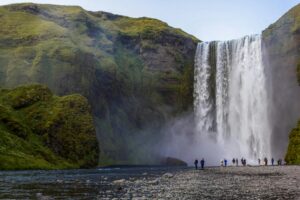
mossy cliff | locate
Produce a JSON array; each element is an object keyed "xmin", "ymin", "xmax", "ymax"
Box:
[
  {"xmin": 0, "ymin": 3, "xmax": 199, "ymax": 165},
  {"xmin": 262, "ymin": 3, "xmax": 300, "ymax": 163},
  {"xmin": 0, "ymin": 84, "xmax": 98, "ymax": 169},
  {"xmin": 285, "ymin": 121, "xmax": 300, "ymax": 164}
]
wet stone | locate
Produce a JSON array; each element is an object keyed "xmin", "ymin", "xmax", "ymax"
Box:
[
  {"xmin": 1, "ymin": 166, "xmax": 299, "ymax": 199},
  {"xmin": 98, "ymin": 166, "xmax": 300, "ymax": 199}
]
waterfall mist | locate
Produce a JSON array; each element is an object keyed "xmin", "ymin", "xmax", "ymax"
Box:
[
  {"xmin": 161, "ymin": 35, "xmax": 274, "ymax": 166},
  {"xmin": 159, "ymin": 113, "xmax": 226, "ymax": 166},
  {"xmin": 194, "ymin": 35, "xmax": 271, "ymax": 163}
]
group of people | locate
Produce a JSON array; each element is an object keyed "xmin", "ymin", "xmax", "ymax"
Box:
[
  {"xmin": 194, "ymin": 158, "xmax": 205, "ymax": 170},
  {"xmin": 220, "ymin": 159, "xmax": 228, "ymax": 167},
  {"xmin": 222, "ymin": 158, "xmax": 246, "ymax": 167},
  {"xmin": 194, "ymin": 157, "xmax": 284, "ymax": 169},
  {"xmin": 258, "ymin": 157, "xmax": 283, "ymax": 166}
]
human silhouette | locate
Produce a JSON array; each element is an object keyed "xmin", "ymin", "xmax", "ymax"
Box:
[
  {"xmin": 224, "ymin": 159, "xmax": 227, "ymax": 167},
  {"xmin": 258, "ymin": 158, "xmax": 261, "ymax": 165},
  {"xmin": 232, "ymin": 158, "xmax": 236, "ymax": 165},
  {"xmin": 194, "ymin": 159, "xmax": 198, "ymax": 170},
  {"xmin": 200, "ymin": 158, "xmax": 205, "ymax": 169},
  {"xmin": 264, "ymin": 157, "xmax": 268, "ymax": 166},
  {"xmin": 271, "ymin": 158, "xmax": 274, "ymax": 166}
]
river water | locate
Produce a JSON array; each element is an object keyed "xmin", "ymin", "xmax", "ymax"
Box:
[{"xmin": 0, "ymin": 167, "xmax": 184, "ymax": 199}]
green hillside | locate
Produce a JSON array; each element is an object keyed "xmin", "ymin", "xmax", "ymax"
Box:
[
  {"xmin": 0, "ymin": 84, "xmax": 98, "ymax": 170},
  {"xmin": 0, "ymin": 3, "xmax": 199, "ymax": 165},
  {"xmin": 285, "ymin": 121, "xmax": 300, "ymax": 164}
]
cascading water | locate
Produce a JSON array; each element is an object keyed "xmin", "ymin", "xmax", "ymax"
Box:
[{"xmin": 194, "ymin": 35, "xmax": 271, "ymax": 163}]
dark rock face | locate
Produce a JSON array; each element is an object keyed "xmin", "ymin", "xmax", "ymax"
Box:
[
  {"xmin": 262, "ymin": 3, "xmax": 300, "ymax": 159},
  {"xmin": 160, "ymin": 157, "xmax": 188, "ymax": 166},
  {"xmin": 0, "ymin": 3, "xmax": 198, "ymax": 165}
]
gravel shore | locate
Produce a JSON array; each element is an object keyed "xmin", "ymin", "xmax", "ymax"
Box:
[{"xmin": 100, "ymin": 166, "xmax": 300, "ymax": 200}]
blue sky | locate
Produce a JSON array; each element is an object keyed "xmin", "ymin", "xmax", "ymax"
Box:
[{"xmin": 1, "ymin": 0, "xmax": 299, "ymax": 41}]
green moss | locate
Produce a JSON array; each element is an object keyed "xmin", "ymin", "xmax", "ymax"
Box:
[
  {"xmin": 0, "ymin": 3, "xmax": 199, "ymax": 165},
  {"xmin": 1, "ymin": 84, "xmax": 52, "ymax": 108},
  {"xmin": 114, "ymin": 44, "xmax": 145, "ymax": 94},
  {"xmin": 297, "ymin": 61, "xmax": 300, "ymax": 85},
  {"xmin": 0, "ymin": 104, "xmax": 30, "ymax": 138},
  {"xmin": 285, "ymin": 121, "xmax": 300, "ymax": 164},
  {"xmin": 114, "ymin": 17, "xmax": 198, "ymax": 42},
  {"xmin": 0, "ymin": 84, "xmax": 98, "ymax": 170},
  {"xmin": 0, "ymin": 127, "xmax": 74, "ymax": 170},
  {"xmin": 177, "ymin": 63, "xmax": 194, "ymax": 111}
]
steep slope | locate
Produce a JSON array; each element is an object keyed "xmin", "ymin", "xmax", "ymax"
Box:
[
  {"xmin": 285, "ymin": 121, "xmax": 300, "ymax": 164},
  {"xmin": 0, "ymin": 3, "xmax": 199, "ymax": 165},
  {"xmin": 0, "ymin": 84, "xmax": 98, "ymax": 169},
  {"xmin": 262, "ymin": 3, "xmax": 300, "ymax": 160}
]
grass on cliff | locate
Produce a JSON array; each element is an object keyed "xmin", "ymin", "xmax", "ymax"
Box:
[
  {"xmin": 285, "ymin": 121, "xmax": 300, "ymax": 164},
  {"xmin": 0, "ymin": 3, "xmax": 198, "ymax": 165},
  {"xmin": 0, "ymin": 128, "xmax": 73, "ymax": 170},
  {"xmin": 0, "ymin": 84, "xmax": 98, "ymax": 170},
  {"xmin": 114, "ymin": 17, "xmax": 199, "ymax": 42}
]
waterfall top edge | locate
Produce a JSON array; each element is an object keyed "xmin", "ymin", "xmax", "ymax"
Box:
[{"xmin": 199, "ymin": 34, "xmax": 261, "ymax": 44}]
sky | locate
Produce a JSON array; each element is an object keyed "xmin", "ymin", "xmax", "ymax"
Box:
[{"xmin": 0, "ymin": 0, "xmax": 299, "ymax": 41}]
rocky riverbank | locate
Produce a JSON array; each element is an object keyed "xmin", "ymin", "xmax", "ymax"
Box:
[
  {"xmin": 1, "ymin": 166, "xmax": 299, "ymax": 199},
  {"xmin": 100, "ymin": 166, "xmax": 300, "ymax": 199}
]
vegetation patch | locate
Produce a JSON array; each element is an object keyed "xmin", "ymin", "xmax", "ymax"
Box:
[
  {"xmin": 0, "ymin": 3, "xmax": 198, "ymax": 165},
  {"xmin": 285, "ymin": 121, "xmax": 300, "ymax": 164},
  {"xmin": 0, "ymin": 84, "xmax": 98, "ymax": 170}
]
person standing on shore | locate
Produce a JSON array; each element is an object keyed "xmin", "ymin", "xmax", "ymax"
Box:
[
  {"xmin": 224, "ymin": 159, "xmax": 228, "ymax": 167},
  {"xmin": 271, "ymin": 158, "xmax": 274, "ymax": 166},
  {"xmin": 258, "ymin": 158, "xmax": 261, "ymax": 166},
  {"xmin": 232, "ymin": 158, "xmax": 236, "ymax": 166},
  {"xmin": 201, "ymin": 158, "xmax": 205, "ymax": 170},
  {"xmin": 194, "ymin": 159, "xmax": 198, "ymax": 170},
  {"xmin": 264, "ymin": 157, "xmax": 268, "ymax": 166}
]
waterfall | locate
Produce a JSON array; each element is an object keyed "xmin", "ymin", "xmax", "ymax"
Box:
[{"xmin": 194, "ymin": 35, "xmax": 271, "ymax": 162}]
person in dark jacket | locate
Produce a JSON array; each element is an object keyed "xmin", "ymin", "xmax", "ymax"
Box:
[
  {"xmin": 271, "ymin": 158, "xmax": 274, "ymax": 166},
  {"xmin": 200, "ymin": 158, "xmax": 205, "ymax": 169},
  {"xmin": 194, "ymin": 159, "xmax": 198, "ymax": 170},
  {"xmin": 264, "ymin": 157, "xmax": 268, "ymax": 166}
]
